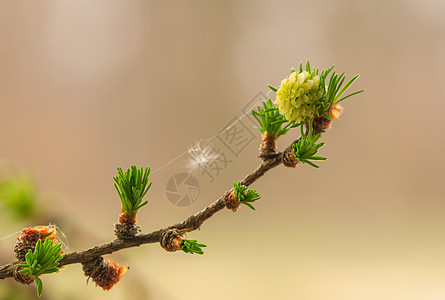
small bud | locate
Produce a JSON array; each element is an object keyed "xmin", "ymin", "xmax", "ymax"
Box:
[
  {"xmin": 160, "ymin": 229, "xmax": 184, "ymax": 252},
  {"xmin": 225, "ymin": 192, "xmax": 241, "ymax": 212},
  {"xmin": 114, "ymin": 222, "xmax": 140, "ymax": 240},
  {"xmin": 82, "ymin": 257, "xmax": 128, "ymax": 291},
  {"xmin": 313, "ymin": 103, "xmax": 343, "ymax": 134},
  {"xmin": 282, "ymin": 147, "xmax": 299, "ymax": 168},
  {"xmin": 13, "ymin": 267, "xmax": 34, "ymax": 285},
  {"xmin": 329, "ymin": 103, "xmax": 343, "ymax": 119},
  {"xmin": 14, "ymin": 225, "xmax": 57, "ymax": 261},
  {"xmin": 114, "ymin": 209, "xmax": 140, "ymax": 240}
]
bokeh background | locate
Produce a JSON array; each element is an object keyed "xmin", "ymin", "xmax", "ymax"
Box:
[{"xmin": 1, "ymin": 0, "xmax": 445, "ymax": 299}]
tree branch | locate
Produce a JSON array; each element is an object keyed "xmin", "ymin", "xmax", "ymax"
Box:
[
  {"xmin": 0, "ymin": 148, "xmax": 285, "ymax": 280},
  {"xmin": 0, "ymin": 58, "xmax": 362, "ymax": 297},
  {"xmin": 0, "ymin": 117, "xmax": 331, "ymax": 280}
]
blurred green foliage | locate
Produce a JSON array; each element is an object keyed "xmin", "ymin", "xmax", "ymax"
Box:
[{"xmin": 0, "ymin": 176, "xmax": 40, "ymax": 223}]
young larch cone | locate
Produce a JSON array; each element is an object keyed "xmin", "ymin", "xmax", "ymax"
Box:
[
  {"xmin": 225, "ymin": 192, "xmax": 241, "ymax": 212},
  {"xmin": 275, "ymin": 70, "xmax": 324, "ymax": 123},
  {"xmin": 14, "ymin": 225, "xmax": 57, "ymax": 261},
  {"xmin": 82, "ymin": 257, "xmax": 128, "ymax": 291},
  {"xmin": 160, "ymin": 229, "xmax": 183, "ymax": 252}
]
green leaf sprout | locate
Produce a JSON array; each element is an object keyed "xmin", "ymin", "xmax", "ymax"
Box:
[
  {"xmin": 233, "ymin": 182, "xmax": 261, "ymax": 210},
  {"xmin": 0, "ymin": 176, "xmax": 39, "ymax": 221},
  {"xmin": 114, "ymin": 165, "xmax": 152, "ymax": 213},
  {"xmin": 181, "ymin": 239, "xmax": 207, "ymax": 255},
  {"xmin": 251, "ymin": 99, "xmax": 301, "ymax": 138},
  {"xmin": 292, "ymin": 123, "xmax": 327, "ymax": 168},
  {"xmin": 319, "ymin": 66, "xmax": 364, "ymax": 115},
  {"xmin": 17, "ymin": 239, "xmax": 63, "ymax": 297}
]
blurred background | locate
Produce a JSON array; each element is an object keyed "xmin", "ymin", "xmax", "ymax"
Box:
[{"xmin": 1, "ymin": 0, "xmax": 445, "ymax": 299}]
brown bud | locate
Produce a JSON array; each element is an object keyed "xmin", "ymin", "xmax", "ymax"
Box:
[
  {"xmin": 160, "ymin": 229, "xmax": 183, "ymax": 252},
  {"xmin": 118, "ymin": 209, "xmax": 137, "ymax": 225},
  {"xmin": 114, "ymin": 223, "xmax": 140, "ymax": 240},
  {"xmin": 82, "ymin": 257, "xmax": 128, "ymax": 291},
  {"xmin": 282, "ymin": 147, "xmax": 298, "ymax": 168},
  {"xmin": 225, "ymin": 192, "xmax": 241, "ymax": 212},
  {"xmin": 115, "ymin": 208, "xmax": 140, "ymax": 240},
  {"xmin": 14, "ymin": 225, "xmax": 57, "ymax": 261},
  {"xmin": 313, "ymin": 103, "xmax": 343, "ymax": 134},
  {"xmin": 313, "ymin": 116, "xmax": 332, "ymax": 135},
  {"xmin": 13, "ymin": 267, "xmax": 34, "ymax": 285},
  {"xmin": 329, "ymin": 103, "xmax": 343, "ymax": 119}
]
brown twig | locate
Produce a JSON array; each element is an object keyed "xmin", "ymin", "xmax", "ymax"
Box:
[{"xmin": 0, "ymin": 121, "xmax": 328, "ymax": 280}]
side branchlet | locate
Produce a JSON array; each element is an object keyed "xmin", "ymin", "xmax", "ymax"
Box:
[
  {"xmin": 161, "ymin": 229, "xmax": 207, "ymax": 255},
  {"xmin": 226, "ymin": 182, "xmax": 261, "ymax": 211},
  {"xmin": 318, "ymin": 67, "xmax": 364, "ymax": 120},
  {"xmin": 16, "ymin": 239, "xmax": 63, "ymax": 297},
  {"xmin": 292, "ymin": 123, "xmax": 327, "ymax": 168},
  {"xmin": 252, "ymin": 99, "xmax": 300, "ymax": 138},
  {"xmin": 114, "ymin": 165, "xmax": 151, "ymax": 239},
  {"xmin": 252, "ymin": 99, "xmax": 301, "ymax": 159}
]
